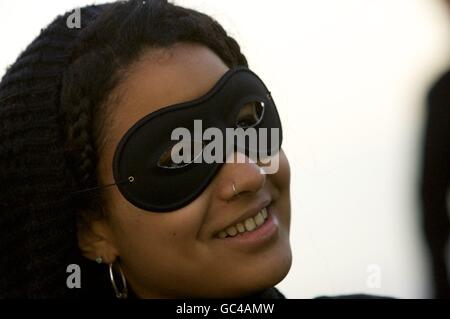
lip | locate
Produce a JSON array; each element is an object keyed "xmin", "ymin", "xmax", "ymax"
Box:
[
  {"xmin": 214, "ymin": 204, "xmax": 279, "ymax": 249},
  {"xmin": 214, "ymin": 198, "xmax": 272, "ymax": 237}
]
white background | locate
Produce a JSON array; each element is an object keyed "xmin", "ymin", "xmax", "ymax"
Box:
[{"xmin": 1, "ymin": 0, "xmax": 449, "ymax": 298}]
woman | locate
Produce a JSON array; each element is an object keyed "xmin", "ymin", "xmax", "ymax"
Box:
[{"xmin": 0, "ymin": 0, "xmax": 292, "ymax": 298}]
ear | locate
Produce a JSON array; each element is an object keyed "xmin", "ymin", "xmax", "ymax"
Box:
[{"xmin": 77, "ymin": 217, "xmax": 119, "ymax": 264}]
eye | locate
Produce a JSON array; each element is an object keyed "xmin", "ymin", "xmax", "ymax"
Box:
[
  {"xmin": 236, "ymin": 101, "xmax": 265, "ymax": 128},
  {"xmin": 157, "ymin": 140, "xmax": 204, "ymax": 169}
]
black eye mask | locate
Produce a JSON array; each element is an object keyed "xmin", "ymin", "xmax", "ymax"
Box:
[{"xmin": 112, "ymin": 66, "xmax": 283, "ymax": 212}]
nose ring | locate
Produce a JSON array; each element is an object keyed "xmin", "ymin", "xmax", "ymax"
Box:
[{"xmin": 232, "ymin": 182, "xmax": 238, "ymax": 196}]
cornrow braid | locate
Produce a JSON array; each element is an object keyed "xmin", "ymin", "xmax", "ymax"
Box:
[{"xmin": 65, "ymin": 97, "xmax": 96, "ymax": 185}]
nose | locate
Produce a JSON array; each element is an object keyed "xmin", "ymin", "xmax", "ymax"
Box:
[{"xmin": 216, "ymin": 152, "xmax": 266, "ymax": 201}]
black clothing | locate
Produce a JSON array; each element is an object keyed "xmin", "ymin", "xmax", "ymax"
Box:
[{"xmin": 420, "ymin": 69, "xmax": 450, "ymax": 299}]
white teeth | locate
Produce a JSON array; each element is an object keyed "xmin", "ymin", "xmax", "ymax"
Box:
[
  {"xmin": 226, "ymin": 226, "xmax": 238, "ymax": 237},
  {"xmin": 261, "ymin": 207, "xmax": 268, "ymax": 219},
  {"xmin": 218, "ymin": 231, "xmax": 228, "ymax": 239},
  {"xmin": 254, "ymin": 212, "xmax": 264, "ymax": 226},
  {"xmin": 236, "ymin": 223, "xmax": 246, "ymax": 233},
  {"xmin": 244, "ymin": 218, "xmax": 256, "ymax": 231},
  {"xmin": 217, "ymin": 207, "xmax": 270, "ymax": 238}
]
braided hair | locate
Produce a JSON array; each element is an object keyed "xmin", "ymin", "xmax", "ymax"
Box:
[{"xmin": 0, "ymin": 0, "xmax": 247, "ymax": 298}]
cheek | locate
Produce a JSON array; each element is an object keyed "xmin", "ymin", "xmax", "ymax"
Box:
[
  {"xmin": 107, "ymin": 192, "xmax": 208, "ymax": 266},
  {"xmin": 106, "ymin": 194, "xmax": 213, "ymax": 296},
  {"xmin": 114, "ymin": 206, "xmax": 193, "ymax": 250},
  {"xmin": 271, "ymin": 150, "xmax": 291, "ymax": 194},
  {"xmin": 269, "ymin": 150, "xmax": 291, "ymax": 228}
]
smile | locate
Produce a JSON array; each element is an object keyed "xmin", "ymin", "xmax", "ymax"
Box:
[{"xmin": 217, "ymin": 207, "xmax": 269, "ymax": 238}]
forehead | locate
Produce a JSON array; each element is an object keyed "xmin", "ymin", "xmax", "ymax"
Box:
[{"xmin": 109, "ymin": 43, "xmax": 229, "ymax": 143}]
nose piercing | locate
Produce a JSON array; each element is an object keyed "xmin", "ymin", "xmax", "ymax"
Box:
[{"xmin": 232, "ymin": 182, "xmax": 238, "ymax": 196}]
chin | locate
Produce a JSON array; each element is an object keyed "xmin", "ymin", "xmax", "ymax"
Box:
[
  {"xmin": 221, "ymin": 242, "xmax": 292, "ymax": 298},
  {"xmin": 254, "ymin": 241, "xmax": 292, "ymax": 290}
]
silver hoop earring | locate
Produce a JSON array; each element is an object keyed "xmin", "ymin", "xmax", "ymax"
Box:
[{"xmin": 109, "ymin": 261, "xmax": 128, "ymax": 299}]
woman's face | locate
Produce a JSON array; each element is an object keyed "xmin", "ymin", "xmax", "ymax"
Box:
[{"xmin": 82, "ymin": 42, "xmax": 292, "ymax": 298}]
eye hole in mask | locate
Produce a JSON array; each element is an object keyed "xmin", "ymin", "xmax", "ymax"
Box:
[
  {"xmin": 236, "ymin": 100, "xmax": 265, "ymax": 128},
  {"xmin": 157, "ymin": 140, "xmax": 205, "ymax": 169},
  {"xmin": 158, "ymin": 100, "xmax": 265, "ymax": 169}
]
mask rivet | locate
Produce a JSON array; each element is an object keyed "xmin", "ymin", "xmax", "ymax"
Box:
[{"xmin": 128, "ymin": 176, "xmax": 135, "ymax": 183}]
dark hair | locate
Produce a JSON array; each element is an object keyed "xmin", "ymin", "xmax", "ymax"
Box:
[{"xmin": 0, "ymin": 0, "xmax": 247, "ymax": 298}]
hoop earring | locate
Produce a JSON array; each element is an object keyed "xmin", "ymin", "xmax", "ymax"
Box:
[{"xmin": 109, "ymin": 260, "xmax": 128, "ymax": 299}]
